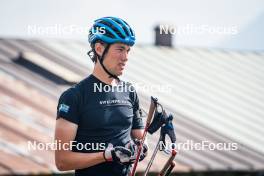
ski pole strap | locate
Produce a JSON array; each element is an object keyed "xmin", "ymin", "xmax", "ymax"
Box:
[
  {"xmin": 159, "ymin": 149, "xmax": 177, "ymax": 175},
  {"xmin": 160, "ymin": 114, "xmax": 176, "ymax": 151},
  {"xmin": 148, "ymin": 109, "xmax": 166, "ymax": 134}
]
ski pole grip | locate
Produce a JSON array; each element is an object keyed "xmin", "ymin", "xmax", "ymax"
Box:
[
  {"xmin": 146, "ymin": 96, "xmax": 158, "ymax": 126},
  {"xmin": 164, "ymin": 161, "xmax": 176, "ymax": 176},
  {"xmin": 159, "ymin": 150, "xmax": 177, "ymax": 175}
]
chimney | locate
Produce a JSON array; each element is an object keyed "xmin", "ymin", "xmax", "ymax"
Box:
[{"xmin": 154, "ymin": 25, "xmax": 173, "ymax": 47}]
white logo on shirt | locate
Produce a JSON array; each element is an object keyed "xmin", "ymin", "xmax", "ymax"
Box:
[{"xmin": 99, "ymin": 99, "xmax": 129, "ymax": 105}]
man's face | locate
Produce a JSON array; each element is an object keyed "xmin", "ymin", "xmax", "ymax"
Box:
[{"xmin": 103, "ymin": 43, "xmax": 131, "ymax": 76}]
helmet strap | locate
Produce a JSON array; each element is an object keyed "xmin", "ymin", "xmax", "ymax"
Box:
[{"xmin": 96, "ymin": 44, "xmax": 120, "ymax": 81}]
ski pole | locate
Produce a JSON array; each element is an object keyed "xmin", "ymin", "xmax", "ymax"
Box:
[
  {"xmin": 143, "ymin": 135, "xmax": 162, "ymax": 176},
  {"xmin": 144, "ymin": 114, "xmax": 176, "ymax": 175},
  {"xmin": 143, "ymin": 106, "xmax": 167, "ymax": 176},
  {"xmin": 130, "ymin": 96, "xmax": 158, "ymax": 176}
]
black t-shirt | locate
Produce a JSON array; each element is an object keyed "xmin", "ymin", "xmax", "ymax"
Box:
[{"xmin": 57, "ymin": 74, "xmax": 144, "ymax": 176}]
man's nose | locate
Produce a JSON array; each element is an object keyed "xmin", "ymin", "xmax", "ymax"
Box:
[{"xmin": 122, "ymin": 52, "xmax": 128, "ymax": 62}]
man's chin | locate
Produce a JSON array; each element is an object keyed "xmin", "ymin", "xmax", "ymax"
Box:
[{"xmin": 116, "ymin": 71, "xmax": 123, "ymax": 76}]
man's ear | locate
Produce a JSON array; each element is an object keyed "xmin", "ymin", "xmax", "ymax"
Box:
[{"xmin": 94, "ymin": 42, "xmax": 105, "ymax": 57}]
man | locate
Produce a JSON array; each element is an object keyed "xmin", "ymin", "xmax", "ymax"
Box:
[{"xmin": 55, "ymin": 17, "xmax": 148, "ymax": 176}]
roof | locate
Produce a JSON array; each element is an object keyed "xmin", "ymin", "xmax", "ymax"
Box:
[{"xmin": 0, "ymin": 38, "xmax": 264, "ymax": 175}]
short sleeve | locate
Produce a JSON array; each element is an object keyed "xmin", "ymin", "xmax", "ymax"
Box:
[
  {"xmin": 57, "ymin": 88, "xmax": 80, "ymax": 125},
  {"xmin": 131, "ymin": 89, "xmax": 145, "ymax": 129}
]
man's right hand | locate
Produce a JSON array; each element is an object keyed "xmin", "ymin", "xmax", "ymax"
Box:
[{"xmin": 103, "ymin": 143, "xmax": 133, "ymax": 164}]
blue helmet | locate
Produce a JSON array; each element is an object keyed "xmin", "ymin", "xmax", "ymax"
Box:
[{"xmin": 88, "ymin": 17, "xmax": 136, "ymax": 46}]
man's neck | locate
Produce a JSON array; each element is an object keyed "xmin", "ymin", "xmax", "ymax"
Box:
[{"xmin": 92, "ymin": 63, "xmax": 118, "ymax": 85}]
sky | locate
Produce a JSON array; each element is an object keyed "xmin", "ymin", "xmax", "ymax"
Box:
[{"xmin": 0, "ymin": 0, "xmax": 263, "ymax": 51}]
